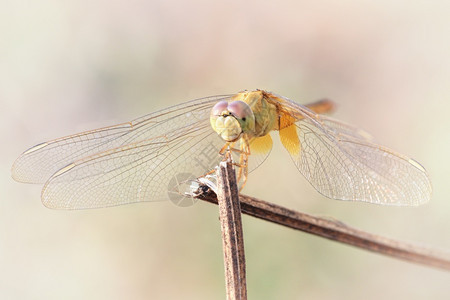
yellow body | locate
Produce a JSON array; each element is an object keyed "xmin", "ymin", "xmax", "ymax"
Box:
[
  {"xmin": 210, "ymin": 90, "xmax": 333, "ymax": 188},
  {"xmin": 230, "ymin": 90, "xmax": 305, "ymax": 157},
  {"xmin": 230, "ymin": 90, "xmax": 279, "ymax": 138},
  {"xmin": 212, "ymin": 90, "xmax": 313, "ymax": 158}
]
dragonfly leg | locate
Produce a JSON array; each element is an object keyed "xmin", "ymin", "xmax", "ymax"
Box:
[
  {"xmin": 237, "ymin": 142, "xmax": 244, "ymax": 182},
  {"xmin": 236, "ymin": 136, "xmax": 250, "ymax": 190},
  {"xmin": 218, "ymin": 139, "xmax": 251, "ymax": 191},
  {"xmin": 219, "ymin": 141, "xmax": 236, "ymax": 156}
]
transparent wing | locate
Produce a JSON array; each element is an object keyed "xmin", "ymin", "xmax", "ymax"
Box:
[
  {"xmin": 318, "ymin": 115, "xmax": 375, "ymax": 143},
  {"xmin": 13, "ymin": 94, "xmax": 272, "ymax": 209},
  {"xmin": 41, "ymin": 120, "xmax": 225, "ymax": 209},
  {"xmin": 274, "ymin": 94, "xmax": 432, "ymax": 206},
  {"xmin": 12, "ymin": 95, "xmax": 230, "ymax": 184}
]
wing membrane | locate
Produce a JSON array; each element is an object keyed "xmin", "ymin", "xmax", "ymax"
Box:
[
  {"xmin": 14, "ymin": 94, "xmax": 273, "ymax": 209},
  {"xmin": 274, "ymin": 94, "xmax": 432, "ymax": 206},
  {"xmin": 41, "ymin": 120, "xmax": 226, "ymax": 209},
  {"xmin": 12, "ymin": 95, "xmax": 229, "ymax": 184}
]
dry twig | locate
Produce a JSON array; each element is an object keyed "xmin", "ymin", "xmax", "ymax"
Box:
[
  {"xmin": 216, "ymin": 159, "xmax": 247, "ymax": 300},
  {"xmin": 197, "ymin": 189, "xmax": 450, "ymax": 272}
]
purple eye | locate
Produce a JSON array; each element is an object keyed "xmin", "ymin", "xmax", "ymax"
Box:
[
  {"xmin": 211, "ymin": 101, "xmax": 229, "ymax": 116},
  {"xmin": 227, "ymin": 101, "xmax": 252, "ymax": 120}
]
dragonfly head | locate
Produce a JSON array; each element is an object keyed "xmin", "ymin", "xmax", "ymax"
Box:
[{"xmin": 210, "ymin": 100, "xmax": 255, "ymax": 142}]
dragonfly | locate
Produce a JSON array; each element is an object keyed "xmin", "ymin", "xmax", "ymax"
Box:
[{"xmin": 11, "ymin": 90, "xmax": 432, "ymax": 209}]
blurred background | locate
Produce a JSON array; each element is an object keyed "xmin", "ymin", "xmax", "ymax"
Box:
[{"xmin": 2, "ymin": 0, "xmax": 450, "ymax": 299}]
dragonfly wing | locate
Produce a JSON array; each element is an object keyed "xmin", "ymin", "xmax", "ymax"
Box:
[
  {"xmin": 21, "ymin": 93, "xmax": 274, "ymax": 209},
  {"xmin": 12, "ymin": 95, "xmax": 230, "ymax": 184},
  {"xmin": 274, "ymin": 95, "xmax": 432, "ymax": 206},
  {"xmin": 248, "ymin": 134, "xmax": 273, "ymax": 171},
  {"xmin": 318, "ymin": 115, "xmax": 375, "ymax": 143},
  {"xmin": 42, "ymin": 115, "xmax": 227, "ymax": 209},
  {"xmin": 227, "ymin": 134, "xmax": 273, "ymax": 174}
]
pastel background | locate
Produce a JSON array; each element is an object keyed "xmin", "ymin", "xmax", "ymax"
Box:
[{"xmin": 2, "ymin": 1, "xmax": 450, "ymax": 299}]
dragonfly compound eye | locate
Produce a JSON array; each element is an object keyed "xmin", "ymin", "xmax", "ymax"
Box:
[
  {"xmin": 227, "ymin": 101, "xmax": 253, "ymax": 120},
  {"xmin": 211, "ymin": 101, "xmax": 229, "ymax": 117},
  {"xmin": 227, "ymin": 100, "xmax": 255, "ymax": 133}
]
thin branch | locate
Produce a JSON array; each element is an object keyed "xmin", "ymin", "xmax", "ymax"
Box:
[
  {"xmin": 196, "ymin": 190, "xmax": 450, "ymax": 272},
  {"xmin": 216, "ymin": 159, "xmax": 247, "ymax": 300}
]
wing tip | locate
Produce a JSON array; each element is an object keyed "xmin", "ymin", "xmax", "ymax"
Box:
[
  {"xmin": 11, "ymin": 143, "xmax": 52, "ymax": 184},
  {"xmin": 11, "ymin": 160, "xmax": 37, "ymax": 184}
]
